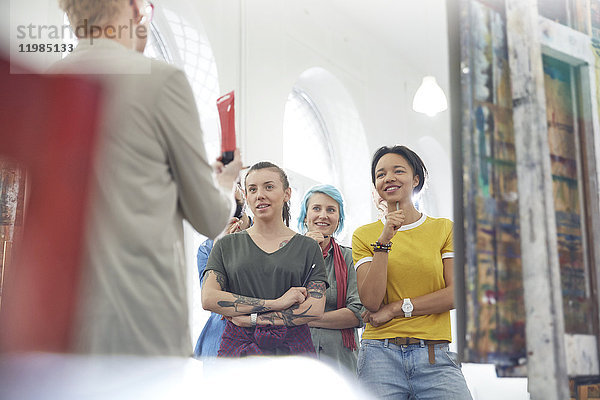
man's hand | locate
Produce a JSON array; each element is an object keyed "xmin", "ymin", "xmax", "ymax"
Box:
[{"xmin": 214, "ymin": 148, "xmax": 243, "ymax": 191}]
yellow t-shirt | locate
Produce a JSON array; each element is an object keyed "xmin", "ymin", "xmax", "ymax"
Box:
[{"xmin": 352, "ymin": 214, "xmax": 453, "ymax": 341}]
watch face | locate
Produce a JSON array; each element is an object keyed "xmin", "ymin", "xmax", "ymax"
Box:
[{"xmin": 402, "ymin": 302, "xmax": 413, "ymax": 313}]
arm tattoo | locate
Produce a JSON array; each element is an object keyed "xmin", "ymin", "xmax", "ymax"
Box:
[
  {"xmin": 307, "ymin": 280, "xmax": 326, "ymax": 299},
  {"xmin": 205, "ymin": 270, "xmax": 227, "ymax": 291},
  {"xmin": 280, "ymin": 304, "xmax": 315, "ymax": 325},
  {"xmin": 217, "ymin": 294, "xmax": 269, "ymax": 313},
  {"xmin": 259, "ymin": 304, "xmax": 317, "ymax": 326},
  {"xmin": 259, "ymin": 313, "xmax": 276, "ymax": 326}
]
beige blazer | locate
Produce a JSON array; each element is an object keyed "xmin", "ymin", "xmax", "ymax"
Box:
[{"xmin": 52, "ymin": 39, "xmax": 232, "ymax": 356}]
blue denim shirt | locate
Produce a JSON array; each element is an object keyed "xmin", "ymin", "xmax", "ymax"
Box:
[{"xmin": 193, "ymin": 239, "xmax": 226, "ymax": 358}]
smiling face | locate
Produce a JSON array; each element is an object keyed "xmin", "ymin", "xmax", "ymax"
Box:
[
  {"xmin": 374, "ymin": 153, "xmax": 420, "ymax": 204},
  {"xmin": 245, "ymin": 168, "xmax": 290, "ymax": 221},
  {"xmin": 304, "ymin": 192, "xmax": 340, "ymax": 237}
]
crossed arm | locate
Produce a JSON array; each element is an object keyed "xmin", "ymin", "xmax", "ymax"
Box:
[
  {"xmin": 361, "ymin": 258, "xmax": 455, "ymax": 327},
  {"xmin": 201, "ymin": 270, "xmax": 326, "ymax": 327},
  {"xmin": 356, "ymin": 250, "xmax": 392, "ymax": 312},
  {"xmin": 309, "ymin": 262, "xmax": 362, "ymax": 330},
  {"xmin": 308, "ymin": 308, "xmax": 360, "ymax": 329}
]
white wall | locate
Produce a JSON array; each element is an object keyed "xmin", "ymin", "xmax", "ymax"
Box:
[
  {"xmin": 243, "ymin": 1, "xmax": 450, "ymax": 155},
  {"xmin": 195, "ymin": 0, "xmax": 453, "ymax": 218}
]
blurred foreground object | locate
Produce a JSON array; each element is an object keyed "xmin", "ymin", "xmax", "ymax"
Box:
[
  {"xmin": 0, "ymin": 56, "xmax": 101, "ymax": 352},
  {"xmin": 0, "ymin": 353, "xmax": 373, "ymax": 400}
]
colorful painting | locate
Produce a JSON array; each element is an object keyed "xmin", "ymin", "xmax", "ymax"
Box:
[
  {"xmin": 461, "ymin": 0, "xmax": 527, "ymax": 369},
  {"xmin": 0, "ymin": 161, "xmax": 26, "ymax": 308},
  {"xmin": 543, "ymin": 55, "xmax": 593, "ymax": 335},
  {"xmin": 572, "ymin": 0, "xmax": 592, "ymax": 34},
  {"xmin": 591, "ymin": 0, "xmax": 600, "ymax": 40}
]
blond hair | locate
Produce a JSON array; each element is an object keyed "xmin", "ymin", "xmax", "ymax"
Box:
[{"xmin": 58, "ymin": 0, "xmax": 126, "ymax": 36}]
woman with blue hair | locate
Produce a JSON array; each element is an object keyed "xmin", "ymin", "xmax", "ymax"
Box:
[{"xmin": 298, "ymin": 184, "xmax": 363, "ymax": 374}]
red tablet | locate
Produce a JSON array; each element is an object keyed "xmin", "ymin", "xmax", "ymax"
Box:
[{"xmin": 216, "ymin": 91, "xmax": 235, "ymax": 164}]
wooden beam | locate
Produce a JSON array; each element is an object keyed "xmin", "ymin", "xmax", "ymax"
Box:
[
  {"xmin": 446, "ymin": 0, "xmax": 466, "ymax": 361},
  {"xmin": 504, "ymin": 0, "xmax": 569, "ymax": 398}
]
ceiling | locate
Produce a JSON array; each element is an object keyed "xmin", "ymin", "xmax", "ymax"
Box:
[{"xmin": 329, "ymin": 0, "xmax": 450, "ymax": 88}]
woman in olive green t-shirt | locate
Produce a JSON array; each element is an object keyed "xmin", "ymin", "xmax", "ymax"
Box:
[{"xmin": 202, "ymin": 161, "xmax": 328, "ymax": 356}]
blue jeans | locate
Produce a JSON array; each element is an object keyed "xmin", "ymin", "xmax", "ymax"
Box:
[
  {"xmin": 194, "ymin": 313, "xmax": 226, "ymax": 358},
  {"xmin": 357, "ymin": 339, "xmax": 472, "ymax": 400}
]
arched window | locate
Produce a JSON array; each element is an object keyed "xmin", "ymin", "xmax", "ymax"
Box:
[
  {"xmin": 283, "ymin": 88, "xmax": 336, "ymax": 185},
  {"xmin": 63, "ymin": 10, "xmax": 220, "ymax": 160},
  {"xmin": 283, "ymin": 68, "xmax": 371, "ymax": 245},
  {"xmin": 160, "ymin": 8, "xmax": 221, "ymax": 160},
  {"xmin": 144, "ymin": 23, "xmax": 173, "ymax": 63}
]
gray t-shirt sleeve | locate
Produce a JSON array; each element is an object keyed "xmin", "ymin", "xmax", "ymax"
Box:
[
  {"xmin": 343, "ymin": 247, "xmax": 364, "ymax": 327},
  {"xmin": 203, "ymin": 238, "xmax": 228, "ymax": 289}
]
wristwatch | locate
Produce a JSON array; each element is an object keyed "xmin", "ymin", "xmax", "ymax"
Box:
[
  {"xmin": 250, "ymin": 313, "xmax": 258, "ymax": 326},
  {"xmin": 402, "ymin": 298, "xmax": 413, "ymax": 318}
]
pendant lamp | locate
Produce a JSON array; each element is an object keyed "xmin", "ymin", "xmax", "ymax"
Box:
[{"xmin": 412, "ymin": 76, "xmax": 448, "ymax": 117}]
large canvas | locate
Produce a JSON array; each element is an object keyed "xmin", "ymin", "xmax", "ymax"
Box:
[
  {"xmin": 0, "ymin": 163, "xmax": 25, "ymax": 308},
  {"xmin": 543, "ymin": 56, "xmax": 593, "ymax": 335},
  {"xmin": 460, "ymin": 0, "xmax": 527, "ymax": 371}
]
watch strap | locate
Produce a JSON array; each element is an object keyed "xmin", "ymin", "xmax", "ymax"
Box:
[{"xmin": 403, "ymin": 298, "xmax": 412, "ymax": 318}]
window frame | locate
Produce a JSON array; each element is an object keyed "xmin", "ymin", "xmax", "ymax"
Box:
[
  {"xmin": 539, "ymin": 16, "xmax": 600, "ymax": 376},
  {"xmin": 283, "ymin": 87, "xmax": 338, "ymax": 186}
]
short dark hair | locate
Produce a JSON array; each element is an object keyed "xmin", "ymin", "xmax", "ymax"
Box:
[
  {"xmin": 371, "ymin": 145, "xmax": 428, "ymax": 194},
  {"xmin": 245, "ymin": 161, "xmax": 291, "ymax": 227}
]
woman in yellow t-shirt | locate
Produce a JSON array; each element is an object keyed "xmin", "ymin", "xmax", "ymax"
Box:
[{"xmin": 352, "ymin": 145, "xmax": 472, "ymax": 399}]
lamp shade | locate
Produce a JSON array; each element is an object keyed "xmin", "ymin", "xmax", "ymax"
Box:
[{"xmin": 412, "ymin": 76, "xmax": 448, "ymax": 117}]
